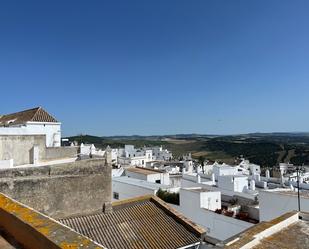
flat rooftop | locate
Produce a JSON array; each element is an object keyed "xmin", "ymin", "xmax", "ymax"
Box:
[
  {"xmin": 183, "ymin": 187, "xmax": 217, "ymax": 193},
  {"xmin": 253, "ymin": 219, "xmax": 309, "ymax": 249},
  {"xmin": 225, "ymin": 212, "xmax": 309, "ymax": 249},
  {"xmin": 126, "ymin": 166, "xmax": 165, "ymax": 175},
  {"xmin": 263, "ymin": 188, "xmax": 309, "ymax": 199},
  {"xmin": 113, "ymin": 176, "xmax": 170, "ymax": 190}
]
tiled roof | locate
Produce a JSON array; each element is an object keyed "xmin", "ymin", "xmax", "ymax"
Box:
[
  {"xmin": 126, "ymin": 167, "xmax": 165, "ymax": 175},
  {"xmin": 59, "ymin": 195, "xmax": 205, "ymax": 249},
  {"xmin": 0, "ymin": 107, "xmax": 58, "ymax": 126}
]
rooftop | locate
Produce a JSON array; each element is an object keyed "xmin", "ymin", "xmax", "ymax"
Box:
[
  {"xmin": 224, "ymin": 212, "xmax": 309, "ymax": 249},
  {"xmin": 126, "ymin": 166, "xmax": 165, "ymax": 175},
  {"xmin": 263, "ymin": 188, "xmax": 309, "ymax": 199},
  {"xmin": 59, "ymin": 195, "xmax": 206, "ymax": 249},
  {"xmin": 113, "ymin": 176, "xmax": 170, "ymax": 190},
  {"xmin": 0, "ymin": 107, "xmax": 58, "ymax": 126},
  {"xmin": 0, "ymin": 192, "xmax": 103, "ymax": 249},
  {"xmin": 253, "ymin": 219, "xmax": 309, "ymax": 249},
  {"xmin": 183, "ymin": 187, "xmax": 217, "ymax": 193}
]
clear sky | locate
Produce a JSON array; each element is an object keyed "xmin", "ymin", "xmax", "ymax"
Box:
[{"xmin": 0, "ymin": 0, "xmax": 308, "ymax": 136}]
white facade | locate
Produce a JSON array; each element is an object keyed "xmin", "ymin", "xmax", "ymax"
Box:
[
  {"xmin": 112, "ymin": 176, "xmax": 171, "ymax": 201},
  {"xmin": 151, "ymin": 146, "xmax": 172, "ymax": 161},
  {"xmin": 181, "ymin": 174, "xmax": 257, "ymax": 200},
  {"xmin": 217, "ymin": 175, "xmax": 248, "ymax": 193},
  {"xmin": 0, "ymin": 122, "xmax": 61, "ymax": 147},
  {"xmin": 180, "ymin": 188, "xmax": 221, "ymax": 211},
  {"xmin": 171, "ymin": 187, "xmax": 253, "ymax": 240},
  {"xmin": 259, "ymin": 189, "xmax": 309, "ymax": 221},
  {"xmin": 125, "ymin": 168, "xmax": 170, "ymax": 185},
  {"xmin": 213, "ymin": 165, "xmax": 237, "ymax": 180}
]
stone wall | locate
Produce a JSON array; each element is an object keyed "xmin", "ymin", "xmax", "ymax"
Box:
[
  {"xmin": 0, "ymin": 135, "xmax": 46, "ymax": 166},
  {"xmin": 0, "ymin": 193, "xmax": 104, "ymax": 249},
  {"xmin": 0, "ymin": 135, "xmax": 79, "ymax": 166},
  {"xmin": 0, "ymin": 158, "xmax": 111, "ymax": 219},
  {"xmin": 45, "ymin": 146, "xmax": 79, "ymax": 160}
]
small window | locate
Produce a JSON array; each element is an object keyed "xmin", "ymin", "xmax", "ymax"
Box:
[
  {"xmin": 113, "ymin": 192, "xmax": 119, "ymax": 200},
  {"xmin": 155, "ymin": 180, "xmax": 161, "ymax": 184}
]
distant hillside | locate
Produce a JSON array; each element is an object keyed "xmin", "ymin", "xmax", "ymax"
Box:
[{"xmin": 65, "ymin": 133, "xmax": 309, "ymax": 167}]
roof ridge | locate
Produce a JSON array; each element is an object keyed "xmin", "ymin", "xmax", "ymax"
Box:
[
  {"xmin": 0, "ymin": 107, "xmax": 58, "ymax": 126},
  {"xmin": 30, "ymin": 107, "xmax": 58, "ymax": 123},
  {"xmin": 30, "ymin": 107, "xmax": 42, "ymax": 121},
  {"xmin": 3, "ymin": 107, "xmax": 40, "ymax": 117}
]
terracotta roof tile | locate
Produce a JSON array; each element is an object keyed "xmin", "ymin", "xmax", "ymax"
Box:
[
  {"xmin": 126, "ymin": 167, "xmax": 165, "ymax": 175},
  {"xmin": 59, "ymin": 196, "xmax": 205, "ymax": 249},
  {"xmin": 0, "ymin": 107, "xmax": 58, "ymax": 126}
]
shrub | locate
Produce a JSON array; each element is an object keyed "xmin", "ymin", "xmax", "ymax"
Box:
[{"xmin": 156, "ymin": 188, "xmax": 180, "ymax": 205}]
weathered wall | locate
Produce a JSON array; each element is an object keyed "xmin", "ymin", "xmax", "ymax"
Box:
[
  {"xmin": 0, "ymin": 193, "xmax": 104, "ymax": 249},
  {"xmin": 0, "ymin": 158, "xmax": 111, "ymax": 219},
  {"xmin": 45, "ymin": 146, "xmax": 79, "ymax": 160},
  {"xmin": 0, "ymin": 135, "xmax": 79, "ymax": 166},
  {"xmin": 0, "ymin": 135, "xmax": 46, "ymax": 166}
]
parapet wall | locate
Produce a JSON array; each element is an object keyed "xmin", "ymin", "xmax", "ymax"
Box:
[
  {"xmin": 0, "ymin": 135, "xmax": 79, "ymax": 166},
  {"xmin": 0, "ymin": 193, "xmax": 104, "ymax": 249},
  {"xmin": 0, "ymin": 135, "xmax": 46, "ymax": 166},
  {"xmin": 45, "ymin": 146, "xmax": 79, "ymax": 160},
  {"xmin": 0, "ymin": 158, "xmax": 111, "ymax": 219}
]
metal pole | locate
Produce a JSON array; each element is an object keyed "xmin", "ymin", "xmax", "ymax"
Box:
[{"xmin": 296, "ymin": 165, "xmax": 300, "ymax": 212}]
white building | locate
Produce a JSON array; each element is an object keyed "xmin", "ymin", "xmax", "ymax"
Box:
[
  {"xmin": 112, "ymin": 176, "xmax": 171, "ymax": 201},
  {"xmin": 238, "ymin": 159, "xmax": 261, "ymax": 175},
  {"xmin": 217, "ymin": 175, "xmax": 249, "ymax": 193},
  {"xmin": 259, "ymin": 188, "xmax": 309, "ymax": 221},
  {"xmin": 213, "ymin": 164, "xmax": 237, "ymax": 180},
  {"xmin": 150, "ymin": 146, "xmax": 173, "ymax": 161},
  {"xmin": 125, "ymin": 167, "xmax": 170, "ymax": 185},
  {"xmin": 117, "ymin": 145, "xmax": 153, "ymax": 167},
  {"xmin": 170, "ymin": 187, "xmax": 254, "ymax": 241},
  {"xmin": 0, "ymin": 107, "xmax": 61, "ymax": 147}
]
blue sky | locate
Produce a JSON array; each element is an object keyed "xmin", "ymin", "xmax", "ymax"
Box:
[{"xmin": 0, "ymin": 0, "xmax": 308, "ymax": 136}]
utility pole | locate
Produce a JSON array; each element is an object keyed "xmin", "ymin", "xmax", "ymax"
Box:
[{"xmin": 296, "ymin": 165, "xmax": 301, "ymax": 212}]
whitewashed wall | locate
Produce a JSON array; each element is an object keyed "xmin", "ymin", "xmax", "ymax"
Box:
[
  {"xmin": 0, "ymin": 122, "xmax": 61, "ymax": 147},
  {"xmin": 172, "ymin": 189, "xmax": 253, "ymax": 240},
  {"xmin": 259, "ymin": 190, "xmax": 309, "ymax": 221},
  {"xmin": 112, "ymin": 180, "xmax": 156, "ymax": 201}
]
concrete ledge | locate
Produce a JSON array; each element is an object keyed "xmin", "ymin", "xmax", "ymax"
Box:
[
  {"xmin": 225, "ymin": 211, "xmax": 299, "ymax": 249},
  {"xmin": 0, "ymin": 193, "xmax": 104, "ymax": 249}
]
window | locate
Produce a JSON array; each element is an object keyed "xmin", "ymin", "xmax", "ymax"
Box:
[
  {"xmin": 113, "ymin": 192, "xmax": 119, "ymax": 200},
  {"xmin": 155, "ymin": 180, "xmax": 161, "ymax": 184}
]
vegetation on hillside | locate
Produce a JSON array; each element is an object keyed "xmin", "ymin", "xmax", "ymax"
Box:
[{"xmin": 65, "ymin": 133, "xmax": 309, "ymax": 167}]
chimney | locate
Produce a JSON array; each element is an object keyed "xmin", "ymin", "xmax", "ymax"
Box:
[
  {"xmin": 250, "ymin": 180, "xmax": 256, "ymax": 191},
  {"xmin": 103, "ymin": 202, "xmax": 113, "ymax": 214},
  {"xmin": 197, "ymin": 174, "xmax": 201, "ymax": 183},
  {"xmin": 265, "ymin": 169, "xmax": 270, "ymax": 179}
]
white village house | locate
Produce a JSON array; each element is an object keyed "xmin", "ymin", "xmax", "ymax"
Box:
[{"xmin": 0, "ymin": 107, "xmax": 61, "ymax": 147}]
